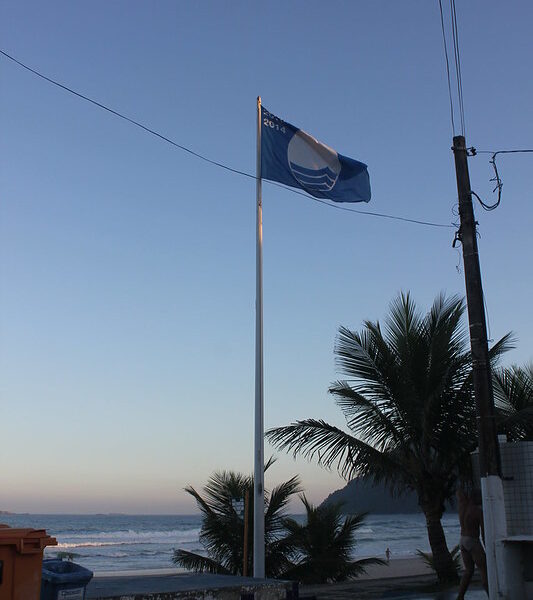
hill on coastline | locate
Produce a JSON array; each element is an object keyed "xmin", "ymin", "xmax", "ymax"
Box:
[
  {"xmin": 321, "ymin": 478, "xmax": 421, "ymax": 514},
  {"xmin": 321, "ymin": 478, "xmax": 457, "ymax": 514}
]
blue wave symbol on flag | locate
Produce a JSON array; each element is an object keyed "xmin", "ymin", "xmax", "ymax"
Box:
[{"xmin": 289, "ymin": 163, "xmax": 338, "ymax": 191}]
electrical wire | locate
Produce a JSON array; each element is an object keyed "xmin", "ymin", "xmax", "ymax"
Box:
[
  {"xmin": 471, "ymin": 189, "xmax": 499, "ymax": 212},
  {"xmin": 266, "ymin": 181, "xmax": 454, "ymax": 228},
  {"xmin": 474, "ymin": 150, "xmax": 533, "ymax": 155},
  {"xmin": 0, "ymin": 50, "xmax": 254, "ymax": 181},
  {"xmin": 1, "ymin": 48, "xmax": 454, "ymax": 229},
  {"xmin": 450, "ymin": 0, "xmax": 466, "ymax": 136},
  {"xmin": 437, "ymin": 0, "xmax": 466, "ymax": 137},
  {"xmin": 470, "ymin": 149, "xmax": 533, "ymax": 211},
  {"xmin": 438, "ymin": 0, "xmax": 456, "ymax": 136},
  {"xmin": 482, "ymin": 290, "xmax": 493, "ymax": 343}
]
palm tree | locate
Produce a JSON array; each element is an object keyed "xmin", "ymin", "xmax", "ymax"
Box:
[
  {"xmin": 267, "ymin": 292, "xmax": 513, "ymax": 583},
  {"xmin": 283, "ymin": 495, "xmax": 384, "ymax": 583},
  {"xmin": 173, "ymin": 463, "xmax": 302, "ymax": 577},
  {"xmin": 494, "ymin": 364, "xmax": 533, "ymax": 441},
  {"xmin": 416, "ymin": 544, "xmax": 461, "ymax": 573}
]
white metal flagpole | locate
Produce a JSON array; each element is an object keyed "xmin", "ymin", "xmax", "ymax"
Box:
[{"xmin": 253, "ymin": 95, "xmax": 265, "ymax": 578}]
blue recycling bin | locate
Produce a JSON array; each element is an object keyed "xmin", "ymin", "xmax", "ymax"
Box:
[{"xmin": 40, "ymin": 559, "xmax": 93, "ymax": 600}]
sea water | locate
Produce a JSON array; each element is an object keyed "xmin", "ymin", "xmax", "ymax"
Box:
[{"xmin": 0, "ymin": 513, "xmax": 461, "ymax": 572}]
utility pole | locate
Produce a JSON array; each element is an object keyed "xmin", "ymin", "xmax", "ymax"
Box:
[{"xmin": 453, "ymin": 135, "xmax": 507, "ymax": 598}]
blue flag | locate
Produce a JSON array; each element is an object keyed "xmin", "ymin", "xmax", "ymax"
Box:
[{"xmin": 261, "ymin": 106, "xmax": 371, "ymax": 203}]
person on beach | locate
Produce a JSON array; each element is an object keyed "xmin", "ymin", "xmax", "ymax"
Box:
[
  {"xmin": 456, "ymin": 488, "xmax": 488, "ymax": 598},
  {"xmin": 385, "ymin": 547, "xmax": 391, "ymax": 563}
]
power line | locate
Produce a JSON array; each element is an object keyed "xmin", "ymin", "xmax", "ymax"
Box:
[
  {"xmin": 450, "ymin": 0, "xmax": 466, "ymax": 136},
  {"xmin": 1, "ymin": 48, "xmax": 454, "ymax": 229},
  {"xmin": 438, "ymin": 0, "xmax": 456, "ymax": 136},
  {"xmin": 474, "ymin": 149, "xmax": 533, "ymax": 155},
  {"xmin": 470, "ymin": 149, "xmax": 533, "ymax": 211},
  {"xmin": 471, "ymin": 189, "xmax": 500, "ymax": 212},
  {"xmin": 267, "ymin": 181, "xmax": 454, "ymax": 228},
  {"xmin": 0, "ymin": 50, "xmax": 255, "ymax": 181},
  {"xmin": 437, "ymin": 0, "xmax": 466, "ymax": 137}
]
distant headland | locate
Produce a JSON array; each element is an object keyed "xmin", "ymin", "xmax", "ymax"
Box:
[{"xmin": 321, "ymin": 478, "xmax": 456, "ymax": 514}]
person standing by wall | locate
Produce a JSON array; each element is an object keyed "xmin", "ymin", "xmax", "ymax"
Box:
[{"xmin": 456, "ymin": 488, "xmax": 488, "ymax": 599}]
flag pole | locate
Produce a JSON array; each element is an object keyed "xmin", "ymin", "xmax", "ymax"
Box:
[{"xmin": 253, "ymin": 95, "xmax": 265, "ymax": 578}]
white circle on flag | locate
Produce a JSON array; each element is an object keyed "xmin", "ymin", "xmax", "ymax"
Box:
[{"xmin": 288, "ymin": 131, "xmax": 341, "ymax": 192}]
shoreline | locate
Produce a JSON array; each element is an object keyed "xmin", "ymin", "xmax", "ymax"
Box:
[{"xmin": 93, "ymin": 557, "xmax": 433, "ymax": 581}]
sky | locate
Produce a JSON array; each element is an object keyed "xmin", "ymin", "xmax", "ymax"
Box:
[{"xmin": 1, "ymin": 1, "xmax": 532, "ymax": 514}]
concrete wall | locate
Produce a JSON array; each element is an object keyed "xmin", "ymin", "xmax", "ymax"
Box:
[{"xmin": 471, "ymin": 441, "xmax": 533, "ymax": 535}]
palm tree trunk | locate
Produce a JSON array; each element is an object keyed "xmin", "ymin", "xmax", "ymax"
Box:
[{"xmin": 422, "ymin": 505, "xmax": 458, "ymax": 583}]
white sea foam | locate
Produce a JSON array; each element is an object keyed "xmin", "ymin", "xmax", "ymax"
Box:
[
  {"xmin": 57, "ymin": 528, "xmax": 201, "ymax": 547},
  {"xmin": 8, "ymin": 513, "xmax": 462, "ymax": 572},
  {"xmin": 57, "ymin": 542, "xmax": 130, "ymax": 548}
]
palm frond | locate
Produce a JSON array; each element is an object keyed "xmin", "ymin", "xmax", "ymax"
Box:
[
  {"xmin": 266, "ymin": 475, "xmax": 302, "ymax": 535},
  {"xmin": 266, "ymin": 419, "xmax": 406, "ymax": 484},
  {"xmin": 415, "ymin": 544, "xmax": 461, "ymax": 573},
  {"xmin": 383, "ymin": 292, "xmax": 423, "ymax": 362},
  {"xmin": 172, "ymin": 549, "xmax": 230, "ymax": 574},
  {"xmin": 184, "ymin": 485, "xmax": 214, "ymax": 517},
  {"xmin": 488, "ymin": 332, "xmax": 516, "ymax": 366},
  {"xmin": 176, "ymin": 466, "xmax": 302, "ymax": 577},
  {"xmin": 494, "ymin": 364, "xmax": 533, "ymax": 440},
  {"xmin": 264, "ymin": 456, "xmax": 277, "ymax": 471},
  {"xmin": 282, "ymin": 497, "xmax": 384, "ymax": 583},
  {"xmin": 334, "ymin": 325, "xmax": 396, "ymax": 402},
  {"xmin": 330, "ymin": 381, "xmax": 404, "ymax": 450}
]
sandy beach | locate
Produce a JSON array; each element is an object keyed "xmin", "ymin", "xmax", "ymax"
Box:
[
  {"xmin": 357, "ymin": 556, "xmax": 433, "ymax": 580},
  {"xmin": 92, "ymin": 557, "xmax": 433, "ymax": 581}
]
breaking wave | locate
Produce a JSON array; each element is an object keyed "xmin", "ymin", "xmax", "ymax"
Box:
[{"xmin": 56, "ymin": 528, "xmax": 201, "ymax": 548}]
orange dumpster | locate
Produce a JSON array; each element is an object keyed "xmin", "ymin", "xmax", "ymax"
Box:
[{"xmin": 0, "ymin": 525, "xmax": 57, "ymax": 600}]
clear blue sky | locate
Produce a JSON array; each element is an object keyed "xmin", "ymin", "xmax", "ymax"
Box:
[{"xmin": 1, "ymin": 1, "xmax": 532, "ymax": 514}]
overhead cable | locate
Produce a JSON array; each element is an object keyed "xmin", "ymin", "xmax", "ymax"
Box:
[
  {"xmin": 438, "ymin": 0, "xmax": 466, "ymax": 137},
  {"xmin": 470, "ymin": 149, "xmax": 533, "ymax": 211},
  {"xmin": 1, "ymin": 49, "xmax": 454, "ymax": 229},
  {"xmin": 438, "ymin": 0, "xmax": 456, "ymax": 136},
  {"xmin": 267, "ymin": 181, "xmax": 454, "ymax": 228},
  {"xmin": 0, "ymin": 50, "xmax": 254, "ymax": 180},
  {"xmin": 450, "ymin": 0, "xmax": 466, "ymax": 136}
]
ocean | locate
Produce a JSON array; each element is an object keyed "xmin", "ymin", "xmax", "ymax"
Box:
[{"xmin": 0, "ymin": 513, "xmax": 461, "ymax": 573}]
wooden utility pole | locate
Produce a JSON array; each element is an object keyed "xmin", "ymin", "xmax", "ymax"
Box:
[
  {"xmin": 453, "ymin": 135, "xmax": 501, "ymax": 477},
  {"xmin": 453, "ymin": 135, "xmax": 507, "ymax": 598}
]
